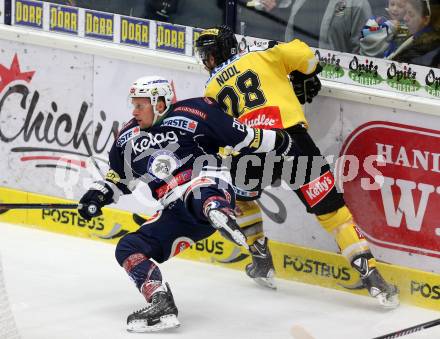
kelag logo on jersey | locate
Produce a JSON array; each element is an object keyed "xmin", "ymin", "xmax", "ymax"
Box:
[
  {"xmin": 340, "ymin": 121, "xmax": 440, "ymax": 258},
  {"xmin": 131, "ymin": 131, "xmax": 178, "ymax": 155},
  {"xmin": 117, "ymin": 126, "xmax": 140, "ymax": 147},
  {"xmin": 162, "ymin": 117, "xmax": 198, "ymax": 133}
]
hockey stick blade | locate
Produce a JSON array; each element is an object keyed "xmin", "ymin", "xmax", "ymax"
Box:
[
  {"xmin": 373, "ymin": 318, "xmax": 440, "ymax": 339},
  {"xmin": 0, "ymin": 203, "xmax": 78, "ymax": 211}
]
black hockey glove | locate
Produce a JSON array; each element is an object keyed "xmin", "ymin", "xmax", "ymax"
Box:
[
  {"xmin": 78, "ymin": 181, "xmax": 114, "ymax": 220},
  {"xmin": 289, "ymin": 63, "xmax": 323, "ymax": 105}
]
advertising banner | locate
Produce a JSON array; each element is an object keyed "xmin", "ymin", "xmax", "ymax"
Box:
[
  {"xmin": 119, "ymin": 16, "xmax": 150, "ymax": 48},
  {"xmin": 8, "ymin": 1, "xmax": 440, "ymax": 101},
  {"xmin": 340, "ymin": 121, "xmax": 440, "ymax": 258},
  {"xmin": 334, "ymin": 99, "xmax": 440, "ymax": 273},
  {"xmin": 314, "ymin": 48, "xmax": 440, "ymax": 101},
  {"xmin": 0, "ymin": 40, "xmax": 97, "ymax": 200},
  {"xmin": 14, "ymin": 0, "xmax": 43, "ymax": 29},
  {"xmin": 83, "ymin": 9, "xmax": 114, "ymax": 41},
  {"xmin": 49, "ymin": 3, "xmax": 78, "ymax": 35},
  {"xmin": 155, "ymin": 22, "xmax": 186, "ymax": 55}
]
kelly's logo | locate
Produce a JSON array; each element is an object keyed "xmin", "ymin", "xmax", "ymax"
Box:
[{"xmin": 300, "ymin": 171, "xmax": 335, "ymax": 207}]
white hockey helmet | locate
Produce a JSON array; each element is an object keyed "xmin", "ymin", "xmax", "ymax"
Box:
[{"xmin": 129, "ymin": 76, "xmax": 174, "ymax": 122}]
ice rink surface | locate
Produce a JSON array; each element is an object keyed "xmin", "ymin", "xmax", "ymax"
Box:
[{"xmin": 1, "ymin": 222, "xmax": 439, "ymax": 339}]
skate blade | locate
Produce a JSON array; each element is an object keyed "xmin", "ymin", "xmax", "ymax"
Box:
[
  {"xmin": 127, "ymin": 314, "xmax": 180, "ymax": 333},
  {"xmin": 376, "ymin": 292, "xmax": 400, "ymax": 309},
  {"xmin": 253, "ymin": 277, "xmax": 277, "ymax": 290},
  {"xmin": 209, "ymin": 210, "xmax": 248, "ymax": 249}
]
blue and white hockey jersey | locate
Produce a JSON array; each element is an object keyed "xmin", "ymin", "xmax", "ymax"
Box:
[{"xmin": 105, "ymin": 97, "xmax": 284, "ymax": 205}]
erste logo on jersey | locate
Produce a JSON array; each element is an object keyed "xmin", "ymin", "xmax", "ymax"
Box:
[
  {"xmin": 148, "ymin": 149, "xmax": 181, "ymax": 180},
  {"xmin": 162, "ymin": 117, "xmax": 198, "ymax": 133},
  {"xmin": 117, "ymin": 126, "xmax": 140, "ymax": 147},
  {"xmin": 131, "ymin": 131, "xmax": 178, "ymax": 155},
  {"xmin": 239, "ymin": 108, "xmax": 283, "ymax": 129}
]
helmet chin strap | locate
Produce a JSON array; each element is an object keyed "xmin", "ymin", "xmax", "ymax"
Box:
[{"xmin": 152, "ymin": 103, "xmax": 170, "ymax": 126}]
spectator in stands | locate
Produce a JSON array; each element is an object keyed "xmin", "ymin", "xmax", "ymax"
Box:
[
  {"xmin": 216, "ymin": 0, "xmax": 292, "ymax": 42},
  {"xmin": 360, "ymin": 0, "xmax": 410, "ymax": 57},
  {"xmin": 171, "ymin": 0, "xmax": 223, "ymax": 28},
  {"xmin": 387, "ymin": 0, "xmax": 440, "ymax": 67},
  {"xmin": 145, "ymin": 0, "xmax": 178, "ymax": 22},
  {"xmin": 284, "ymin": 0, "xmax": 372, "ymax": 53},
  {"xmin": 244, "ymin": 0, "xmax": 292, "ymax": 41}
]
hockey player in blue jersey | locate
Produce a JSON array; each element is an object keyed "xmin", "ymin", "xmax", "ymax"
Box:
[{"xmin": 77, "ymin": 76, "xmax": 297, "ymax": 332}]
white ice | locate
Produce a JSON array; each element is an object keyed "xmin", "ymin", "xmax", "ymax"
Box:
[{"xmin": 0, "ymin": 222, "xmax": 439, "ymax": 339}]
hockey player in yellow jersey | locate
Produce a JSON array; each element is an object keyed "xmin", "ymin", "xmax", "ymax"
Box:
[{"xmin": 195, "ymin": 25, "xmax": 399, "ymax": 308}]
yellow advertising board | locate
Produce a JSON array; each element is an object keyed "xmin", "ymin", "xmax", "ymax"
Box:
[{"xmin": 1, "ymin": 187, "xmax": 438, "ymax": 311}]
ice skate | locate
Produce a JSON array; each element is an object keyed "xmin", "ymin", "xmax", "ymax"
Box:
[
  {"xmin": 246, "ymin": 237, "xmax": 276, "ymax": 289},
  {"xmin": 206, "ymin": 207, "xmax": 248, "ymax": 249},
  {"xmin": 349, "ymin": 255, "xmax": 399, "ymax": 308},
  {"xmin": 127, "ymin": 282, "xmax": 180, "ymax": 333},
  {"xmin": 361, "ymin": 268, "xmax": 399, "ymax": 308}
]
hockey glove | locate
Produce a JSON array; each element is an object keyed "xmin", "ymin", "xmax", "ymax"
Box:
[
  {"xmin": 289, "ymin": 63, "xmax": 323, "ymax": 105},
  {"xmin": 78, "ymin": 181, "xmax": 114, "ymax": 220}
]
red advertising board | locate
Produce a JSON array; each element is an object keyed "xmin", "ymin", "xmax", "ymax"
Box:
[{"xmin": 340, "ymin": 121, "xmax": 440, "ymax": 258}]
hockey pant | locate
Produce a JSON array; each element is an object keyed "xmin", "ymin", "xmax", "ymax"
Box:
[{"xmin": 115, "ymin": 179, "xmax": 235, "ymax": 300}]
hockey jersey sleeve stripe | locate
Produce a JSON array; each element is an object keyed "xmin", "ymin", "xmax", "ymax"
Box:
[
  {"xmin": 233, "ymin": 126, "xmax": 255, "ymax": 152},
  {"xmin": 255, "ymin": 130, "xmax": 276, "ymax": 153}
]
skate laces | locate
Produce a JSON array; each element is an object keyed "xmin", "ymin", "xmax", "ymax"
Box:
[{"xmin": 132, "ymin": 291, "xmax": 168, "ymax": 315}]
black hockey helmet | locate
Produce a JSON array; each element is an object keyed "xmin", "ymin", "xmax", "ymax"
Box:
[{"xmin": 194, "ymin": 25, "xmax": 238, "ymax": 68}]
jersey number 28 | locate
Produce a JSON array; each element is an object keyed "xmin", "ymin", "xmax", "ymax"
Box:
[{"xmin": 216, "ymin": 70, "xmax": 266, "ymax": 117}]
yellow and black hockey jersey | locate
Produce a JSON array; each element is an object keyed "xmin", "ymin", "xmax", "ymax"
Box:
[{"xmin": 204, "ymin": 39, "xmax": 318, "ymax": 129}]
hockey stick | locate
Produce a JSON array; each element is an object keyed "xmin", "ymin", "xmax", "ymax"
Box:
[
  {"xmin": 0, "ymin": 203, "xmax": 78, "ymax": 210},
  {"xmin": 373, "ymin": 318, "xmax": 440, "ymax": 339}
]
